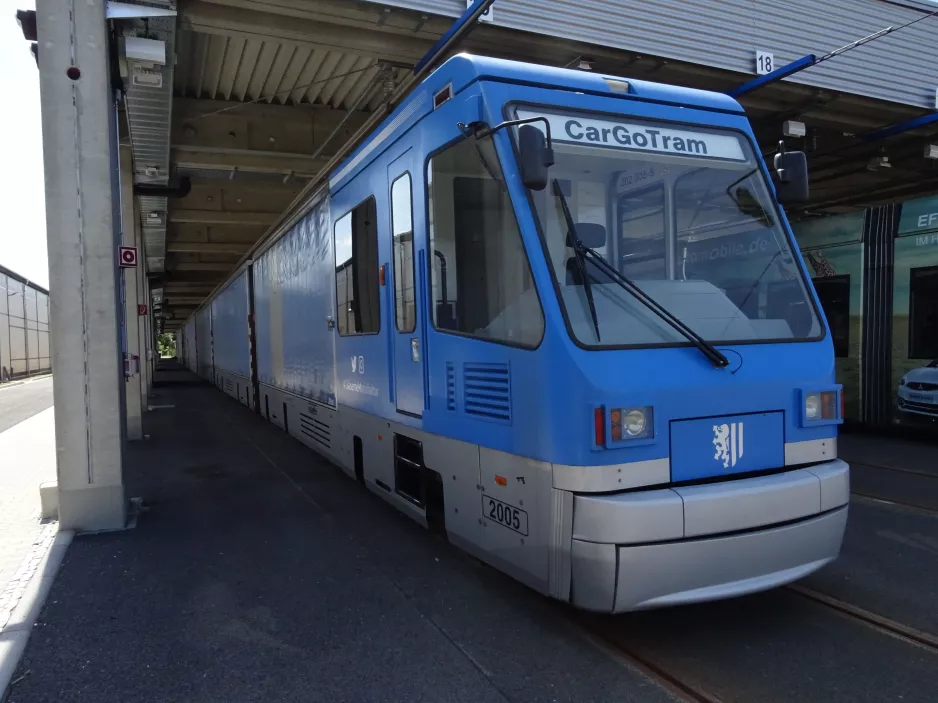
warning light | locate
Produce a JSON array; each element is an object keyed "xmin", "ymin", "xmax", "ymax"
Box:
[
  {"xmin": 379, "ymin": 264, "xmax": 386, "ymax": 286},
  {"xmin": 594, "ymin": 407, "xmax": 605, "ymax": 446},
  {"xmin": 494, "ymin": 475, "xmax": 507, "ymax": 486}
]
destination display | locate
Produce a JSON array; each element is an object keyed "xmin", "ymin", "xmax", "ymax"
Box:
[{"xmin": 517, "ymin": 110, "xmax": 747, "ymax": 161}]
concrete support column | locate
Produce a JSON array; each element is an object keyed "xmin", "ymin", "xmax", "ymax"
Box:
[
  {"xmin": 38, "ymin": 0, "xmax": 126, "ymax": 530},
  {"xmin": 120, "ymin": 146, "xmax": 143, "ymax": 440}
]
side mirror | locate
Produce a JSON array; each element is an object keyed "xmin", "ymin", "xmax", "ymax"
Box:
[
  {"xmin": 568, "ymin": 222, "xmax": 606, "ymax": 249},
  {"xmin": 773, "ymin": 149, "xmax": 809, "ymax": 204},
  {"xmin": 518, "ymin": 124, "xmax": 554, "ymax": 191}
]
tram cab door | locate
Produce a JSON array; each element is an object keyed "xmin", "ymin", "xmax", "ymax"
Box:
[{"xmin": 388, "ymin": 151, "xmax": 426, "ymax": 417}]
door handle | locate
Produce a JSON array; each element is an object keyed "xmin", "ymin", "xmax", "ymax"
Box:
[{"xmin": 326, "ymin": 315, "xmax": 335, "ymax": 330}]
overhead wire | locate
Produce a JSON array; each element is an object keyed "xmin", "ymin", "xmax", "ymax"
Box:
[
  {"xmin": 179, "ymin": 63, "xmax": 389, "ymax": 123},
  {"xmin": 305, "ymin": 63, "xmax": 394, "ymax": 167},
  {"xmin": 813, "ymin": 5, "xmax": 938, "ymax": 66}
]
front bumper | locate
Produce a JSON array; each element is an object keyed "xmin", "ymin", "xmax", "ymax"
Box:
[
  {"xmin": 897, "ymin": 390, "xmax": 938, "ymax": 417},
  {"xmin": 568, "ymin": 459, "xmax": 849, "ymax": 612}
]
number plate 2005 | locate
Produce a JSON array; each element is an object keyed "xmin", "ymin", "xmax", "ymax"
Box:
[{"xmin": 483, "ymin": 496, "xmax": 529, "ymax": 536}]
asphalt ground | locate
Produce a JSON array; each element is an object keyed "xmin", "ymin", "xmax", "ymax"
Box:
[
  {"xmin": 839, "ymin": 432, "xmax": 938, "ymax": 476},
  {"xmin": 803, "ymin": 496, "xmax": 938, "ymax": 638},
  {"xmin": 0, "ymin": 377, "xmax": 53, "ymax": 435},
  {"xmin": 8, "ymin": 375, "xmax": 674, "ymax": 703},
  {"xmin": 7, "ymin": 368, "xmax": 938, "ymax": 702},
  {"xmin": 840, "ymin": 431, "xmax": 938, "ymax": 513}
]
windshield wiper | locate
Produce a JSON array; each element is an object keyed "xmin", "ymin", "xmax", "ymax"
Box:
[
  {"xmin": 552, "ymin": 178, "xmax": 730, "ymax": 369},
  {"xmin": 553, "ymin": 180, "xmax": 601, "ymax": 342}
]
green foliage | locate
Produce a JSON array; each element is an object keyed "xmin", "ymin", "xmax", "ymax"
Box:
[{"xmin": 157, "ymin": 332, "xmax": 176, "ymax": 358}]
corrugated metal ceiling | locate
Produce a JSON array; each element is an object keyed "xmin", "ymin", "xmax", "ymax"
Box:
[{"xmin": 173, "ymin": 30, "xmax": 409, "ymax": 111}]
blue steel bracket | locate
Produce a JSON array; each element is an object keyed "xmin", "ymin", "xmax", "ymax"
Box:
[
  {"xmin": 413, "ymin": 0, "xmax": 497, "ymax": 74},
  {"xmin": 861, "ymin": 112, "xmax": 938, "ymax": 142},
  {"xmin": 727, "ymin": 55, "xmax": 817, "ymax": 98}
]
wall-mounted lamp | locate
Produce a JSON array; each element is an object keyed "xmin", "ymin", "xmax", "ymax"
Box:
[{"xmin": 783, "ymin": 120, "xmax": 806, "ymax": 138}]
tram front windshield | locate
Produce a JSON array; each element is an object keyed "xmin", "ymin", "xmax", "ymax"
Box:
[{"xmin": 517, "ymin": 110, "xmax": 823, "ymax": 348}]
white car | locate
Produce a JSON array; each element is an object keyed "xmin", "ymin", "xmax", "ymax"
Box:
[{"xmin": 898, "ymin": 360, "xmax": 938, "ymax": 418}]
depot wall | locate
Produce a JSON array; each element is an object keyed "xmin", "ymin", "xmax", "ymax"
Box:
[{"xmin": 377, "ymin": 0, "xmax": 938, "ymax": 109}]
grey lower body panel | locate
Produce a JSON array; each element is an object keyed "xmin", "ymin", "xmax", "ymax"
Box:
[
  {"xmin": 213, "ymin": 380, "xmax": 851, "ymax": 614},
  {"xmin": 571, "ymin": 506, "xmax": 848, "ymax": 613},
  {"xmin": 215, "ymin": 370, "xmax": 253, "ymax": 410}
]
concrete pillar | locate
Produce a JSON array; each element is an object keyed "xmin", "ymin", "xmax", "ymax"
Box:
[
  {"xmin": 120, "ymin": 146, "xmax": 143, "ymax": 440},
  {"xmin": 38, "ymin": 0, "xmax": 126, "ymax": 530}
]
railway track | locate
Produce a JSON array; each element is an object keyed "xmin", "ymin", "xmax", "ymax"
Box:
[
  {"xmin": 852, "ymin": 491, "xmax": 938, "ymax": 517},
  {"xmin": 852, "ymin": 460, "xmax": 938, "ymax": 481},
  {"xmin": 573, "ymin": 580, "xmax": 938, "ymax": 703},
  {"xmin": 848, "ymin": 460, "xmax": 938, "ymax": 515},
  {"xmin": 577, "ymin": 618, "xmax": 723, "ymax": 703},
  {"xmin": 787, "ymin": 584, "xmax": 938, "ymax": 654}
]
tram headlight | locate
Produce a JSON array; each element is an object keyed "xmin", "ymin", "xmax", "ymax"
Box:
[
  {"xmin": 802, "ymin": 389, "xmax": 840, "ymax": 424},
  {"xmin": 804, "ymin": 393, "xmax": 821, "ymax": 420},
  {"xmin": 609, "ymin": 406, "xmax": 654, "ymax": 441},
  {"xmin": 624, "ymin": 409, "xmax": 647, "ymax": 436}
]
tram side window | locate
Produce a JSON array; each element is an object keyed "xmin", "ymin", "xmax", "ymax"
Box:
[
  {"xmin": 334, "ymin": 197, "xmax": 380, "ymax": 335},
  {"xmin": 812, "ymin": 275, "xmax": 850, "ymax": 358},
  {"xmin": 909, "ymin": 266, "xmax": 938, "ymax": 359},
  {"xmin": 427, "ymin": 137, "xmax": 544, "ymax": 347},
  {"xmin": 391, "ymin": 173, "xmax": 416, "ymax": 333}
]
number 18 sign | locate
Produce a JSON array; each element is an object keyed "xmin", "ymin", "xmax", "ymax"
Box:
[{"xmin": 755, "ymin": 50, "xmax": 774, "ymax": 76}]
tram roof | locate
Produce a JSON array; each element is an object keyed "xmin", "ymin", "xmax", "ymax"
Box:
[{"xmin": 329, "ymin": 53, "xmax": 746, "ymax": 190}]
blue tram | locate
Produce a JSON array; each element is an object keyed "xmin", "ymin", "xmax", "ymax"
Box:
[{"xmin": 179, "ymin": 54, "xmax": 849, "ymax": 612}]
